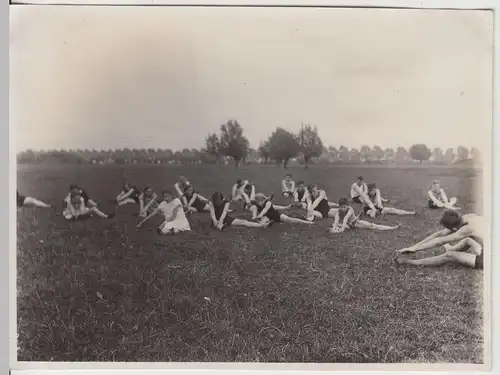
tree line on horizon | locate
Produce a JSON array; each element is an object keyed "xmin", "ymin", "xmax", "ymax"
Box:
[{"xmin": 17, "ymin": 120, "xmax": 481, "ymax": 167}]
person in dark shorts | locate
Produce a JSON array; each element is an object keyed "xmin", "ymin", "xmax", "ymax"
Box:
[
  {"xmin": 304, "ymin": 184, "xmax": 339, "ymax": 221},
  {"xmin": 116, "ymin": 183, "xmax": 141, "ymax": 206},
  {"xmin": 292, "ymin": 180, "xmax": 310, "ymax": 209},
  {"xmin": 183, "ymin": 185, "xmax": 210, "ymax": 213},
  {"xmin": 208, "ymin": 192, "xmax": 267, "ymax": 230},
  {"xmin": 64, "ymin": 184, "xmax": 97, "ymax": 208},
  {"xmin": 363, "ymin": 183, "xmax": 415, "ymax": 218},
  {"xmin": 329, "ymin": 197, "xmax": 401, "ymax": 233},
  {"xmin": 138, "ymin": 186, "xmax": 159, "ymax": 218},
  {"xmin": 252, "ymin": 193, "xmax": 313, "ymax": 226},
  {"xmin": 63, "ymin": 192, "xmax": 114, "ymax": 220},
  {"xmin": 17, "ymin": 191, "xmax": 50, "ymax": 208},
  {"xmin": 427, "ymin": 180, "xmax": 460, "ymax": 210},
  {"xmin": 282, "ymin": 174, "xmax": 295, "ymax": 198},
  {"xmin": 396, "ymin": 210, "xmax": 484, "ymax": 269}
]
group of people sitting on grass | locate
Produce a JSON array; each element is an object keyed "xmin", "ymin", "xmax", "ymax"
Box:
[{"xmin": 16, "ymin": 174, "xmax": 483, "ymax": 270}]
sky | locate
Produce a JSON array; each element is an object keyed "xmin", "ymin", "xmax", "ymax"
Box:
[{"xmin": 10, "ymin": 6, "xmax": 493, "ymax": 152}]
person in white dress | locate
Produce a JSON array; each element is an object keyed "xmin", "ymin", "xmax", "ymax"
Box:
[
  {"xmin": 136, "ymin": 190, "xmax": 191, "ymax": 235},
  {"xmin": 427, "ymin": 180, "xmax": 459, "ymax": 210}
]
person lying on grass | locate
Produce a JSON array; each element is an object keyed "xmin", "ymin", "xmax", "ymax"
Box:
[
  {"xmin": 63, "ymin": 192, "xmax": 114, "ymax": 221},
  {"xmin": 136, "ymin": 190, "xmax": 191, "ymax": 235},
  {"xmin": 303, "ymin": 184, "xmax": 340, "ymax": 221},
  {"xmin": 115, "ymin": 183, "xmax": 141, "ymax": 207},
  {"xmin": 251, "ymin": 193, "xmax": 313, "ymax": 226},
  {"xmin": 395, "ymin": 210, "xmax": 484, "ymax": 269},
  {"xmin": 182, "ymin": 185, "xmax": 210, "ymax": 213},
  {"xmin": 282, "ymin": 173, "xmax": 296, "ymax": 198},
  {"xmin": 64, "ymin": 184, "xmax": 97, "ymax": 208},
  {"xmin": 208, "ymin": 192, "xmax": 269, "ymax": 231},
  {"xmin": 17, "ymin": 191, "xmax": 50, "ymax": 209},
  {"xmin": 328, "ymin": 197, "xmax": 401, "ymax": 233},
  {"xmin": 138, "ymin": 186, "xmax": 159, "ymax": 218},
  {"xmin": 427, "ymin": 180, "xmax": 460, "ymax": 210},
  {"xmin": 174, "ymin": 176, "xmax": 191, "ymax": 199},
  {"xmin": 363, "ymin": 183, "xmax": 415, "ymax": 218}
]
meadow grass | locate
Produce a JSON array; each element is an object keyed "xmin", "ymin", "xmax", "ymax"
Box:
[{"xmin": 16, "ymin": 164, "xmax": 483, "ymax": 362}]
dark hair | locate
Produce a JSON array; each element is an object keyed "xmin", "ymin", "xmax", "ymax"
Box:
[
  {"xmin": 183, "ymin": 185, "xmax": 194, "ymax": 193},
  {"xmin": 285, "ymin": 173, "xmax": 292, "ymax": 177},
  {"xmin": 307, "ymin": 184, "xmax": 316, "ymax": 192},
  {"xmin": 236, "ymin": 179, "xmax": 243, "ymax": 186},
  {"xmin": 297, "ymin": 180, "xmax": 305, "ymax": 185},
  {"xmin": 367, "ymin": 183, "xmax": 376, "ymax": 190},
  {"xmin": 338, "ymin": 197, "xmax": 349, "ymax": 206},
  {"xmin": 162, "ymin": 190, "xmax": 173, "ymax": 196},
  {"xmin": 357, "ymin": 176, "xmax": 364, "ymax": 181},
  {"xmin": 440, "ymin": 210, "xmax": 463, "ymax": 230},
  {"xmin": 69, "ymin": 184, "xmax": 78, "ymax": 190}
]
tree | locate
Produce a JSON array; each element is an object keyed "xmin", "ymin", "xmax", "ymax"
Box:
[
  {"xmin": 268, "ymin": 127, "xmax": 301, "ymax": 168},
  {"xmin": 338, "ymin": 145, "xmax": 350, "ymax": 163},
  {"xmin": 349, "ymin": 148, "xmax": 362, "ymax": 163},
  {"xmin": 298, "ymin": 124, "xmax": 324, "ymax": 168},
  {"xmin": 218, "ymin": 120, "xmax": 250, "ymax": 168},
  {"xmin": 394, "ymin": 147, "xmax": 409, "ymax": 163},
  {"xmin": 258, "ymin": 141, "xmax": 271, "ymax": 163},
  {"xmin": 384, "ymin": 148, "xmax": 395, "ymax": 162},
  {"xmin": 431, "ymin": 148, "xmax": 444, "ymax": 163},
  {"xmin": 444, "ymin": 148, "xmax": 455, "ymax": 164},
  {"xmin": 409, "ymin": 144, "xmax": 431, "ymax": 164},
  {"xmin": 360, "ymin": 145, "xmax": 373, "ymax": 163},
  {"xmin": 372, "ymin": 145, "xmax": 385, "ymax": 162},
  {"xmin": 456, "ymin": 146, "xmax": 469, "ymax": 161},
  {"xmin": 205, "ymin": 133, "xmax": 221, "ymax": 163},
  {"xmin": 470, "ymin": 147, "xmax": 481, "ymax": 163}
]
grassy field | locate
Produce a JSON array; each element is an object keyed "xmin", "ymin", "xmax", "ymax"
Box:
[{"xmin": 16, "ymin": 163, "xmax": 484, "ymax": 363}]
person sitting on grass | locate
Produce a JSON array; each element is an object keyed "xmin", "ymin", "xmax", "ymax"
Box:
[
  {"xmin": 282, "ymin": 174, "xmax": 296, "ymax": 198},
  {"xmin": 350, "ymin": 176, "xmax": 369, "ymax": 204},
  {"xmin": 329, "ymin": 197, "xmax": 401, "ymax": 233},
  {"xmin": 427, "ymin": 180, "xmax": 460, "ymax": 210},
  {"xmin": 115, "ymin": 183, "xmax": 141, "ymax": 207},
  {"xmin": 136, "ymin": 190, "xmax": 191, "ymax": 235},
  {"xmin": 138, "ymin": 186, "xmax": 159, "ymax": 218},
  {"xmin": 17, "ymin": 191, "xmax": 50, "ymax": 209},
  {"xmin": 252, "ymin": 193, "xmax": 313, "ymax": 226},
  {"xmin": 209, "ymin": 192, "xmax": 269, "ymax": 231},
  {"xmin": 182, "ymin": 185, "xmax": 210, "ymax": 213},
  {"xmin": 303, "ymin": 184, "xmax": 339, "ymax": 221},
  {"xmin": 395, "ymin": 210, "xmax": 484, "ymax": 269},
  {"xmin": 174, "ymin": 176, "xmax": 191, "ymax": 199},
  {"xmin": 64, "ymin": 184, "xmax": 97, "ymax": 208},
  {"xmin": 292, "ymin": 180, "xmax": 310, "ymax": 209},
  {"xmin": 63, "ymin": 192, "xmax": 114, "ymax": 221},
  {"xmin": 231, "ymin": 179, "xmax": 252, "ymax": 209},
  {"xmin": 363, "ymin": 183, "xmax": 415, "ymax": 218}
]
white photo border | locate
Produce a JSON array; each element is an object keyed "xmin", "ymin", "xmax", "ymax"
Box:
[{"xmin": 5, "ymin": 0, "xmax": 498, "ymax": 374}]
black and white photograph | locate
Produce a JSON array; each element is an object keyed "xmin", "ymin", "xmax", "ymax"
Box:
[{"xmin": 12, "ymin": 5, "xmax": 492, "ymax": 367}]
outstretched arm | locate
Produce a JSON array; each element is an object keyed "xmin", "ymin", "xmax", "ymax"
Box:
[
  {"xmin": 174, "ymin": 183, "xmax": 183, "ymax": 197},
  {"xmin": 208, "ymin": 203, "xmax": 218, "ymax": 226},
  {"xmin": 398, "ymin": 229, "xmax": 463, "ymax": 253},
  {"xmin": 440, "ymin": 189, "xmax": 449, "ymax": 204},
  {"xmin": 116, "ymin": 190, "xmax": 126, "ymax": 201},
  {"xmin": 143, "ymin": 193, "xmax": 157, "ymax": 213},
  {"xmin": 341, "ymin": 208, "xmax": 355, "ymax": 229},
  {"xmin": 186, "ymin": 194, "xmax": 197, "ymax": 209},
  {"xmin": 375, "ymin": 189, "xmax": 383, "ymax": 208},
  {"xmin": 428, "ymin": 190, "xmax": 443, "ymax": 207},
  {"xmin": 255, "ymin": 202, "xmax": 272, "ymax": 219},
  {"xmin": 311, "ymin": 191, "xmax": 326, "ymax": 210},
  {"xmin": 217, "ymin": 203, "xmax": 230, "ymax": 227},
  {"xmin": 137, "ymin": 206, "xmax": 160, "ymax": 227}
]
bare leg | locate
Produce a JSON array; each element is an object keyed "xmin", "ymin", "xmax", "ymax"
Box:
[
  {"xmin": 397, "ymin": 251, "xmax": 476, "ymax": 268},
  {"xmin": 274, "ymin": 204, "xmax": 292, "ymax": 210},
  {"xmin": 327, "ymin": 208, "xmax": 339, "ymax": 218},
  {"xmin": 280, "ymin": 214, "xmax": 314, "ymax": 225},
  {"xmin": 443, "ymin": 237, "xmax": 482, "ymax": 255},
  {"xmin": 355, "ymin": 219, "xmax": 401, "ymax": 231},
  {"xmin": 232, "ymin": 218, "xmax": 265, "ymax": 228},
  {"xmin": 250, "ymin": 205, "xmax": 258, "ymax": 218},
  {"xmin": 117, "ymin": 198, "xmax": 136, "ymax": 206},
  {"xmin": 89, "ymin": 206, "xmax": 110, "ymax": 218},
  {"xmin": 382, "ymin": 207, "xmax": 415, "ymax": 216},
  {"xmin": 328, "ymin": 201, "xmax": 339, "ymax": 208},
  {"xmin": 23, "ymin": 197, "xmax": 50, "ymax": 208}
]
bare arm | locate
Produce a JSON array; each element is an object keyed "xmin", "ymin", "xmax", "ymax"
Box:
[
  {"xmin": 143, "ymin": 193, "xmax": 157, "ymax": 213},
  {"xmin": 174, "ymin": 183, "xmax": 183, "ymax": 197},
  {"xmin": 290, "ymin": 181, "xmax": 295, "ymax": 192},
  {"xmin": 116, "ymin": 190, "xmax": 125, "ymax": 201},
  {"xmin": 293, "ymin": 189, "xmax": 299, "ymax": 202},
  {"xmin": 440, "ymin": 189, "xmax": 449, "ymax": 204},
  {"xmin": 255, "ymin": 202, "xmax": 272, "ymax": 219},
  {"xmin": 333, "ymin": 210, "xmax": 340, "ymax": 226},
  {"xmin": 137, "ymin": 206, "xmax": 160, "ymax": 227},
  {"xmin": 217, "ymin": 203, "xmax": 230, "ymax": 226},
  {"xmin": 231, "ymin": 185, "xmax": 238, "ymax": 199},
  {"xmin": 428, "ymin": 190, "xmax": 442, "ymax": 206},
  {"xmin": 375, "ymin": 189, "xmax": 383, "ymax": 207},
  {"xmin": 281, "ymin": 180, "xmax": 287, "ymax": 192},
  {"xmin": 208, "ymin": 203, "xmax": 218, "ymax": 225},
  {"xmin": 311, "ymin": 191, "xmax": 326, "ymax": 210},
  {"xmin": 409, "ymin": 230, "xmax": 469, "ymax": 252},
  {"xmin": 341, "ymin": 208, "xmax": 354, "ymax": 228},
  {"xmin": 186, "ymin": 194, "xmax": 197, "ymax": 208}
]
